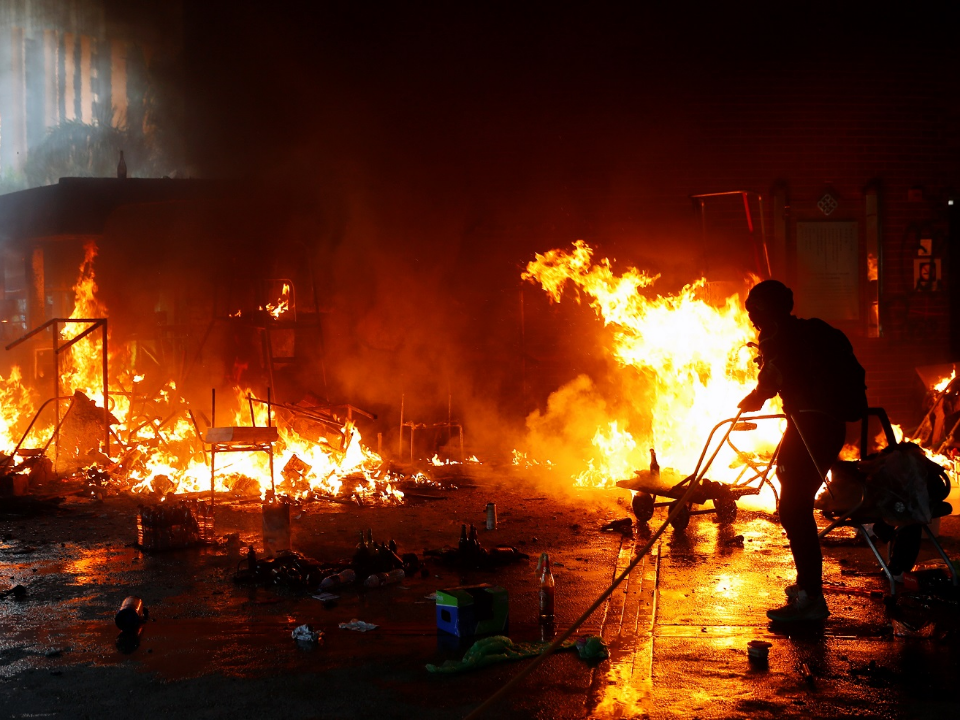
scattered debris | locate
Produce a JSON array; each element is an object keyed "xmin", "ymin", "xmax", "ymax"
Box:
[
  {"xmin": 426, "ymin": 634, "xmax": 608, "ymax": 674},
  {"xmin": 722, "ymin": 534, "xmax": 745, "ymax": 547},
  {"xmin": 312, "ymin": 592, "xmax": 339, "ymax": 602},
  {"xmin": 0, "ymin": 584, "xmax": 27, "ymax": 600},
  {"xmin": 891, "ymin": 617, "xmax": 936, "ymax": 638},
  {"xmin": 600, "ymin": 518, "xmax": 633, "ymax": 536},
  {"xmin": 574, "ymin": 636, "xmax": 609, "ymax": 661},
  {"xmin": 849, "ymin": 660, "xmax": 899, "ymax": 688},
  {"xmin": 235, "ymin": 549, "xmax": 341, "ymax": 592},
  {"xmin": 291, "ymin": 624, "xmax": 322, "ymax": 644},
  {"xmin": 339, "ymin": 619, "xmax": 378, "ymax": 632},
  {"xmin": 364, "ymin": 569, "xmax": 405, "ymax": 588},
  {"xmin": 115, "ymin": 596, "xmax": 148, "ymax": 632},
  {"xmin": 137, "ymin": 500, "xmax": 215, "ymax": 551},
  {"xmin": 319, "ymin": 569, "xmax": 356, "ymax": 590},
  {"xmin": 424, "ymin": 525, "xmax": 528, "ymax": 570}
]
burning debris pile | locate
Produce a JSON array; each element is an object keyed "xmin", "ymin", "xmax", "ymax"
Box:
[{"xmin": 0, "ymin": 242, "xmax": 411, "ymax": 506}]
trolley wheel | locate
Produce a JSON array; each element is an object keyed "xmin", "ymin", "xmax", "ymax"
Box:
[
  {"xmin": 669, "ymin": 500, "xmax": 691, "ymax": 531},
  {"xmin": 714, "ymin": 489, "xmax": 738, "ymax": 525},
  {"xmin": 631, "ymin": 492, "xmax": 655, "ymax": 522}
]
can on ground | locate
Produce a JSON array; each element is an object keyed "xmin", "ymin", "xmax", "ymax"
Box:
[{"xmin": 485, "ymin": 502, "xmax": 497, "ymax": 530}]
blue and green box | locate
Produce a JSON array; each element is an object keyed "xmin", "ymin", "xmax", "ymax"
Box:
[{"xmin": 435, "ymin": 584, "xmax": 509, "ymax": 637}]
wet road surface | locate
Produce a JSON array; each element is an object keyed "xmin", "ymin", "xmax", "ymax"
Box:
[{"xmin": 1, "ymin": 472, "xmax": 959, "ymax": 719}]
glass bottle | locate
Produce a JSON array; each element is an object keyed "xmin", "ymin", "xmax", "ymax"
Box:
[{"xmin": 537, "ymin": 552, "xmax": 555, "ymax": 623}]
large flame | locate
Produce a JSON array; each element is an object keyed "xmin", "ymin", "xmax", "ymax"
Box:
[{"xmin": 521, "ymin": 241, "xmax": 783, "ymax": 508}]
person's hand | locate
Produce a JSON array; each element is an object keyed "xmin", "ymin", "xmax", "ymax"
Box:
[{"xmin": 738, "ymin": 390, "xmax": 765, "ymax": 413}]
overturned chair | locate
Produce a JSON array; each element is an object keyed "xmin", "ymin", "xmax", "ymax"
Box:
[{"xmin": 816, "ymin": 407, "xmax": 957, "ymax": 595}]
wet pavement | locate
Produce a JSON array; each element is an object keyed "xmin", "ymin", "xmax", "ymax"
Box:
[{"xmin": 1, "ymin": 472, "xmax": 959, "ymax": 719}]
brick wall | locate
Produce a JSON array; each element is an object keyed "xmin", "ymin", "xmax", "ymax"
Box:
[{"xmin": 652, "ymin": 54, "xmax": 959, "ymax": 428}]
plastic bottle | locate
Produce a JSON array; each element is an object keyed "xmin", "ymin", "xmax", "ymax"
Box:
[
  {"xmin": 537, "ymin": 552, "xmax": 555, "ymax": 623},
  {"xmin": 320, "ymin": 568, "xmax": 357, "ymax": 589},
  {"xmin": 115, "ymin": 596, "xmax": 147, "ymax": 632},
  {"xmin": 649, "ymin": 448, "xmax": 660, "ymax": 478},
  {"xmin": 117, "ymin": 150, "xmax": 127, "ymax": 179},
  {"xmin": 364, "ymin": 568, "xmax": 405, "ymax": 588}
]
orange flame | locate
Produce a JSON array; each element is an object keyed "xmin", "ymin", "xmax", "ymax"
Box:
[
  {"xmin": 5, "ymin": 243, "xmax": 395, "ymax": 503},
  {"xmin": 520, "ymin": 241, "xmax": 784, "ymax": 510},
  {"xmin": 263, "ymin": 283, "xmax": 291, "ymax": 319}
]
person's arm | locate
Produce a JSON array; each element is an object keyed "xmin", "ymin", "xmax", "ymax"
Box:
[{"xmin": 739, "ymin": 361, "xmax": 782, "ymax": 411}]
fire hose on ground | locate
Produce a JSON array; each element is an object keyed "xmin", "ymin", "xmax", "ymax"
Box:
[{"xmin": 463, "ymin": 410, "xmax": 745, "ymax": 720}]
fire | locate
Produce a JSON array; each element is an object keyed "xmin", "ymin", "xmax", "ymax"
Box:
[
  {"xmin": 0, "ymin": 366, "xmax": 37, "ymax": 451},
  {"xmin": 934, "ymin": 370, "xmax": 955, "ymax": 393},
  {"xmin": 520, "ymin": 241, "xmax": 783, "ymax": 509},
  {"xmin": 0, "ymin": 242, "xmax": 397, "ymax": 504},
  {"xmin": 263, "ymin": 283, "xmax": 291, "ymax": 319}
]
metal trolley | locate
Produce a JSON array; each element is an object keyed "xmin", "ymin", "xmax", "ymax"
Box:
[{"xmin": 617, "ymin": 413, "xmax": 784, "ymax": 530}]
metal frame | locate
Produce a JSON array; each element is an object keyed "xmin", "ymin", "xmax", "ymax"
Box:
[
  {"xmin": 691, "ymin": 190, "xmax": 771, "ymax": 278},
  {"xmin": 398, "ymin": 393, "xmax": 464, "ymax": 464},
  {"xmin": 206, "ymin": 387, "xmax": 276, "ymax": 506},
  {"xmin": 5, "ymin": 317, "xmax": 109, "ymax": 457}
]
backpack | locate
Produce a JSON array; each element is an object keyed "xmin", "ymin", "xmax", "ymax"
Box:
[
  {"xmin": 831, "ymin": 345, "xmax": 868, "ymax": 422},
  {"xmin": 806, "ymin": 319, "xmax": 868, "ymax": 422}
]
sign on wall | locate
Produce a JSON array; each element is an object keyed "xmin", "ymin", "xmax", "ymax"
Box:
[{"xmin": 795, "ymin": 221, "xmax": 859, "ymax": 320}]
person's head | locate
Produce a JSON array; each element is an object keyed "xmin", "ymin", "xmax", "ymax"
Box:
[{"xmin": 745, "ymin": 280, "xmax": 793, "ymax": 331}]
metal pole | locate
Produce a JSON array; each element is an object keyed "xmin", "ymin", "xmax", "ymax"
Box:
[
  {"xmin": 210, "ymin": 388, "xmax": 216, "ymax": 507},
  {"xmin": 268, "ymin": 387, "xmax": 274, "ymax": 494},
  {"xmin": 399, "ymin": 393, "xmax": 404, "ymax": 458},
  {"xmin": 756, "ymin": 194, "xmax": 772, "ymax": 278},
  {"xmin": 53, "ymin": 321, "xmax": 59, "ymax": 461},
  {"xmin": 102, "ymin": 320, "xmax": 109, "ymax": 456}
]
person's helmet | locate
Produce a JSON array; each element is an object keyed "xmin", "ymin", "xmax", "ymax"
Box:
[{"xmin": 745, "ymin": 280, "xmax": 793, "ymax": 317}]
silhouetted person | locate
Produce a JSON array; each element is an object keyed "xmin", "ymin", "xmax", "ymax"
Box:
[{"xmin": 738, "ymin": 280, "xmax": 867, "ymax": 622}]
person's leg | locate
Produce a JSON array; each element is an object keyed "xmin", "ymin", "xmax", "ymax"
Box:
[{"xmin": 768, "ymin": 412, "xmax": 845, "ymax": 621}]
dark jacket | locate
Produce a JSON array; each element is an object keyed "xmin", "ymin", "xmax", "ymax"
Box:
[{"xmin": 754, "ymin": 315, "xmax": 866, "ymax": 421}]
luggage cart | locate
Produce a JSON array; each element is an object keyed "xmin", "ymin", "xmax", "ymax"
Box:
[{"xmin": 616, "ymin": 413, "xmax": 784, "ymax": 530}]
